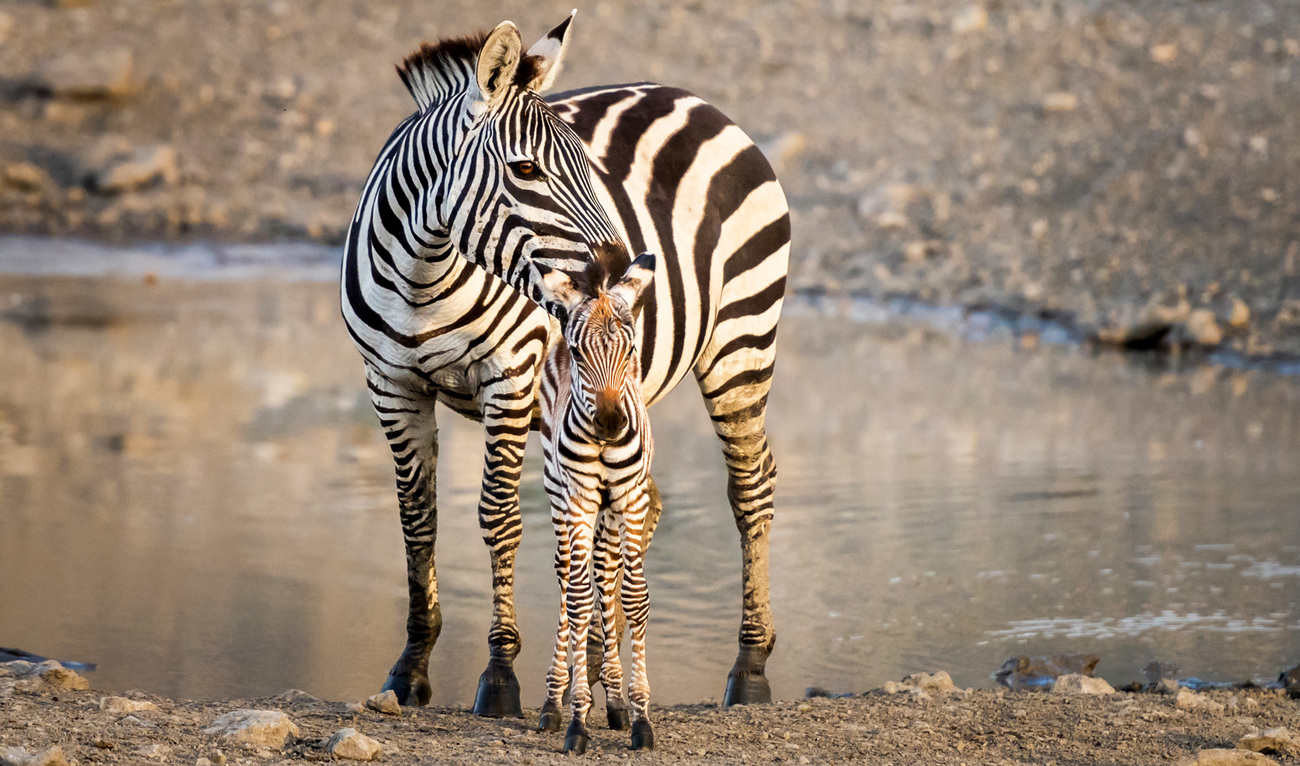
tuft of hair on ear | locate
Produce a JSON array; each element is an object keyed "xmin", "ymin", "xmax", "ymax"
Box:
[
  {"xmin": 513, "ymin": 55, "xmax": 545, "ymax": 89},
  {"xmin": 397, "ymin": 32, "xmax": 490, "ymax": 111},
  {"xmin": 570, "ymin": 259, "xmax": 609, "ymax": 299}
]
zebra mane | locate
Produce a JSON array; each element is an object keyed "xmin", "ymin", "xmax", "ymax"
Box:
[{"xmin": 397, "ymin": 32, "xmax": 546, "ymax": 111}]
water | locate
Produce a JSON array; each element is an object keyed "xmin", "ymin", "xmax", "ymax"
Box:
[{"xmin": 1, "ymin": 252, "xmax": 1298, "ymax": 706}]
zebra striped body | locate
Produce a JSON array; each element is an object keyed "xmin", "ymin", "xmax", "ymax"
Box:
[
  {"xmin": 537, "ymin": 255, "xmax": 657, "ymax": 752},
  {"xmin": 341, "ymin": 18, "xmax": 790, "ymax": 717}
]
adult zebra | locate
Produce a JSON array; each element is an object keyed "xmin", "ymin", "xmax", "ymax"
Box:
[{"xmin": 341, "ymin": 14, "xmax": 790, "ymax": 716}]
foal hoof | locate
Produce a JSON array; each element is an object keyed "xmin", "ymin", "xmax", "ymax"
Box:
[
  {"xmin": 472, "ymin": 664, "xmax": 522, "ymax": 718},
  {"xmin": 630, "ymin": 718, "xmax": 654, "ymax": 751},
  {"xmin": 563, "ymin": 721, "xmax": 590, "ymax": 754},
  {"xmin": 723, "ymin": 671, "xmax": 772, "ymax": 707},
  {"xmin": 607, "ymin": 706, "xmax": 630, "ymax": 731},
  {"xmin": 538, "ymin": 700, "xmax": 563, "ymax": 732}
]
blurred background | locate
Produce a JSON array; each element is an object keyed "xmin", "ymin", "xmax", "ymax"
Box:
[{"xmin": 0, "ymin": 1, "xmax": 1297, "ymax": 705}]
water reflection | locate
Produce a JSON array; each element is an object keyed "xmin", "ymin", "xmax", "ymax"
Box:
[{"xmin": 0, "ymin": 273, "xmax": 1297, "ymax": 705}]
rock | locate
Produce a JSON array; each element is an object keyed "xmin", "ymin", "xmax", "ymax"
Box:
[
  {"xmin": 3, "ymin": 163, "xmax": 53, "ymax": 191},
  {"xmin": 135, "ymin": 744, "xmax": 171, "ymax": 760},
  {"xmin": 1051, "ymin": 674, "xmax": 1115, "ymax": 695},
  {"xmin": 1043, "ymin": 92, "xmax": 1078, "ymax": 112},
  {"xmin": 1156, "ymin": 678, "xmax": 1181, "ymax": 694},
  {"xmin": 1186, "ymin": 309, "xmax": 1223, "ymax": 346},
  {"xmin": 364, "ymin": 690, "xmax": 401, "ymax": 716},
  {"xmin": 1175, "ymin": 688, "xmax": 1226, "ymax": 713},
  {"xmin": 33, "ymin": 661, "xmax": 88, "ymax": 690},
  {"xmin": 100, "ymin": 695, "xmax": 159, "ymax": 714},
  {"xmin": 951, "ymin": 5, "xmax": 987, "ymax": 34},
  {"xmin": 804, "ymin": 687, "xmax": 832, "ymax": 698},
  {"xmin": 1180, "ymin": 749, "xmax": 1280, "ymax": 766},
  {"xmin": 856, "ymin": 183, "xmax": 923, "ymax": 228},
  {"xmin": 0, "ymin": 746, "xmax": 69, "ymax": 766},
  {"xmin": 118, "ymin": 715, "xmax": 155, "ymax": 727},
  {"xmin": 202, "ymin": 710, "xmax": 300, "ymax": 749},
  {"xmin": 91, "ymin": 145, "xmax": 179, "ymax": 194},
  {"xmin": 995, "ymin": 654, "xmax": 1101, "ymax": 690},
  {"xmin": 901, "ymin": 671, "xmax": 957, "ymax": 694},
  {"xmin": 326, "ymin": 728, "xmax": 383, "ymax": 761},
  {"xmin": 272, "ymin": 689, "xmax": 320, "ymax": 703},
  {"xmin": 32, "ymin": 47, "xmax": 134, "ymax": 99},
  {"xmin": 0, "ymin": 12, "xmax": 13, "ymax": 45},
  {"xmin": 1150, "ymin": 44, "xmax": 1178, "ymax": 63},
  {"xmin": 1228, "ymin": 298, "xmax": 1251, "ymax": 328},
  {"xmin": 1238, "ymin": 728, "xmax": 1300, "ymax": 756}
]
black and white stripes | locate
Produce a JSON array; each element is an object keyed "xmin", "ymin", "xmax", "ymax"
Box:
[{"xmin": 341, "ymin": 14, "xmax": 791, "ymax": 728}]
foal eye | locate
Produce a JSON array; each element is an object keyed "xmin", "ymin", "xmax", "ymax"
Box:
[{"xmin": 508, "ymin": 160, "xmax": 546, "ymax": 181}]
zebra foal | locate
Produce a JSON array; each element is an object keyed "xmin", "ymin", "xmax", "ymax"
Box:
[{"xmin": 537, "ymin": 254, "xmax": 658, "ymax": 753}]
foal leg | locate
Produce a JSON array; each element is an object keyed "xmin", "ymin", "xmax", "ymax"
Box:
[
  {"xmin": 618, "ymin": 481, "xmax": 654, "ymax": 750},
  {"xmin": 563, "ymin": 497, "xmax": 600, "ymax": 754},
  {"xmin": 592, "ymin": 508, "xmax": 630, "ymax": 731},
  {"xmin": 539, "ymin": 548, "xmax": 570, "ymax": 732}
]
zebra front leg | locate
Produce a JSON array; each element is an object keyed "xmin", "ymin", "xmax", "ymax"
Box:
[
  {"xmin": 472, "ymin": 397, "xmax": 532, "ymax": 718},
  {"xmin": 371, "ymin": 372, "xmax": 441, "ymax": 706},
  {"xmin": 540, "ymin": 555, "xmax": 570, "ymax": 733},
  {"xmin": 592, "ymin": 509, "xmax": 630, "ymax": 731}
]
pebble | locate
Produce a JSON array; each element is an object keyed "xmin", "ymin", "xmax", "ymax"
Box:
[
  {"xmin": 0, "ymin": 746, "xmax": 69, "ymax": 766},
  {"xmin": 884, "ymin": 670, "xmax": 958, "ymax": 695},
  {"xmin": 364, "ymin": 690, "xmax": 401, "ymax": 716},
  {"xmin": 1150, "ymin": 44, "xmax": 1178, "ymax": 64},
  {"xmin": 100, "ymin": 695, "xmax": 159, "ymax": 714},
  {"xmin": 202, "ymin": 710, "xmax": 300, "ymax": 749},
  {"xmin": 326, "ymin": 728, "xmax": 383, "ymax": 761},
  {"xmin": 134, "ymin": 744, "xmax": 170, "ymax": 760},
  {"xmin": 1042, "ymin": 92, "xmax": 1079, "ymax": 112},
  {"xmin": 1156, "ymin": 678, "xmax": 1181, "ymax": 695},
  {"xmin": 1186, "ymin": 309, "xmax": 1223, "ymax": 346},
  {"xmin": 272, "ymin": 689, "xmax": 320, "ymax": 703},
  {"xmin": 3, "ymin": 163, "xmax": 53, "ymax": 192},
  {"xmin": 1237, "ymin": 727, "xmax": 1300, "ymax": 756},
  {"xmin": 91, "ymin": 145, "xmax": 179, "ymax": 194},
  {"xmin": 31, "ymin": 47, "xmax": 134, "ymax": 99},
  {"xmin": 1180, "ymin": 749, "xmax": 1280, "ymax": 766},
  {"xmin": 950, "ymin": 5, "xmax": 987, "ymax": 34},
  {"xmin": 0, "ymin": 11, "xmax": 12, "ymax": 45},
  {"xmin": 1175, "ymin": 688, "xmax": 1226, "ymax": 713},
  {"xmin": 1051, "ymin": 674, "xmax": 1115, "ymax": 695}
]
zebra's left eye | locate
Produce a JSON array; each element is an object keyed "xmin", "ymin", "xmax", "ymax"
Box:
[{"xmin": 508, "ymin": 160, "xmax": 546, "ymax": 181}]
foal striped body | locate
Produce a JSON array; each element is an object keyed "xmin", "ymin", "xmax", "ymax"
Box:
[{"xmin": 342, "ymin": 17, "xmax": 790, "ymax": 717}]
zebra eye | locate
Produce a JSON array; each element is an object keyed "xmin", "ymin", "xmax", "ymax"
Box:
[{"xmin": 508, "ymin": 160, "xmax": 546, "ymax": 181}]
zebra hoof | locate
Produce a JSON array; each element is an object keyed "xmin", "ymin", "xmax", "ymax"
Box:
[
  {"xmin": 606, "ymin": 705, "xmax": 630, "ymax": 731},
  {"xmin": 630, "ymin": 719, "xmax": 654, "ymax": 751},
  {"xmin": 381, "ymin": 670, "xmax": 431, "ymax": 707},
  {"xmin": 723, "ymin": 671, "xmax": 772, "ymax": 707},
  {"xmin": 472, "ymin": 664, "xmax": 522, "ymax": 718},
  {"xmin": 563, "ymin": 721, "xmax": 589, "ymax": 754},
  {"xmin": 538, "ymin": 700, "xmax": 563, "ymax": 732}
]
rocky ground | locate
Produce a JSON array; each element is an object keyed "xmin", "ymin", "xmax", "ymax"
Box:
[
  {"xmin": 0, "ymin": 1, "xmax": 1298, "ymax": 360},
  {"xmin": 4, "ymin": 662, "xmax": 1300, "ymax": 765}
]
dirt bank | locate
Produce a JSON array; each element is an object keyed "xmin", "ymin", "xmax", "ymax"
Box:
[
  {"xmin": 1, "ymin": 0, "xmax": 1299, "ymax": 361},
  {"xmin": 4, "ymin": 662, "xmax": 1300, "ymax": 766}
]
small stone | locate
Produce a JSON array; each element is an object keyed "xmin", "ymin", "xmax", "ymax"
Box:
[
  {"xmin": 3, "ymin": 163, "xmax": 52, "ymax": 191},
  {"xmin": 1181, "ymin": 749, "xmax": 1280, "ymax": 766},
  {"xmin": 101, "ymin": 695, "xmax": 159, "ymax": 714},
  {"xmin": 118, "ymin": 715, "xmax": 155, "ymax": 727},
  {"xmin": 91, "ymin": 145, "xmax": 179, "ymax": 194},
  {"xmin": 203, "ymin": 710, "xmax": 300, "ymax": 749},
  {"xmin": 951, "ymin": 5, "xmax": 987, "ymax": 34},
  {"xmin": 1186, "ymin": 309, "xmax": 1223, "ymax": 346},
  {"xmin": 195, "ymin": 759, "xmax": 212, "ymax": 766},
  {"xmin": 1228, "ymin": 299, "xmax": 1250, "ymax": 327},
  {"xmin": 1043, "ymin": 92, "xmax": 1078, "ymax": 112},
  {"xmin": 34, "ymin": 660, "xmax": 88, "ymax": 690},
  {"xmin": 364, "ymin": 690, "xmax": 401, "ymax": 716},
  {"xmin": 1175, "ymin": 688, "xmax": 1226, "ymax": 713},
  {"xmin": 272, "ymin": 689, "xmax": 320, "ymax": 703},
  {"xmin": 135, "ymin": 744, "xmax": 170, "ymax": 760},
  {"xmin": 32, "ymin": 47, "xmax": 134, "ymax": 99},
  {"xmin": 0, "ymin": 746, "xmax": 69, "ymax": 766},
  {"xmin": 1157, "ymin": 678, "xmax": 1181, "ymax": 694},
  {"xmin": 0, "ymin": 12, "xmax": 13, "ymax": 45},
  {"xmin": 900, "ymin": 671, "xmax": 958, "ymax": 694},
  {"xmin": 1150, "ymin": 44, "xmax": 1178, "ymax": 63},
  {"xmin": 804, "ymin": 687, "xmax": 832, "ymax": 698},
  {"xmin": 1238, "ymin": 727, "xmax": 1300, "ymax": 756},
  {"xmin": 882, "ymin": 680, "xmax": 906, "ymax": 694},
  {"xmin": 1051, "ymin": 674, "xmax": 1115, "ymax": 695},
  {"xmin": 326, "ymin": 729, "xmax": 383, "ymax": 761}
]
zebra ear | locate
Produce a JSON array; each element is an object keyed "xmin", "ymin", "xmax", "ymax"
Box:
[
  {"xmin": 475, "ymin": 21, "xmax": 523, "ymax": 104},
  {"xmin": 522, "ymin": 10, "xmax": 575, "ymax": 93},
  {"xmin": 532, "ymin": 261, "xmax": 585, "ymax": 323},
  {"xmin": 609, "ymin": 251, "xmax": 656, "ymax": 316}
]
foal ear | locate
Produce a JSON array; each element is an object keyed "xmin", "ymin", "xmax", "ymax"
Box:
[
  {"xmin": 475, "ymin": 21, "xmax": 523, "ymax": 105},
  {"xmin": 522, "ymin": 10, "xmax": 575, "ymax": 93},
  {"xmin": 532, "ymin": 261, "xmax": 586, "ymax": 324},
  {"xmin": 609, "ymin": 252, "xmax": 656, "ymax": 316}
]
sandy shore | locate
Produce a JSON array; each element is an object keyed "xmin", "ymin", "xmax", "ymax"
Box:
[{"xmin": 4, "ymin": 662, "xmax": 1300, "ymax": 765}]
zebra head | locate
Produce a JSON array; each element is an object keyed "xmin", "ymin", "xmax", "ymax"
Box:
[
  {"xmin": 403, "ymin": 14, "xmax": 631, "ymax": 321},
  {"xmin": 543, "ymin": 252, "xmax": 656, "ymax": 443}
]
